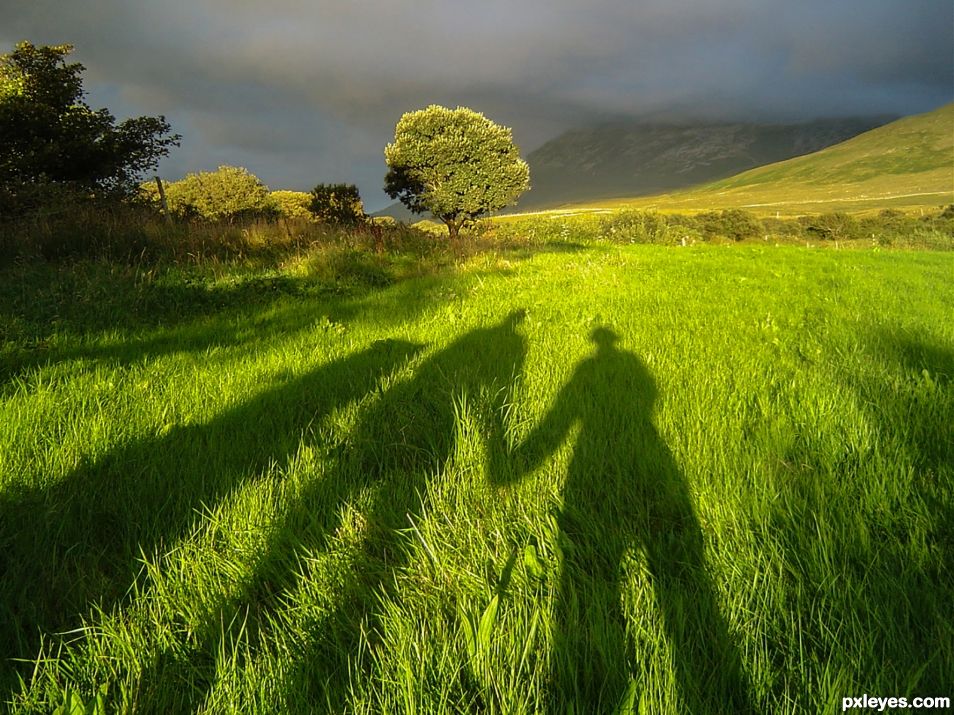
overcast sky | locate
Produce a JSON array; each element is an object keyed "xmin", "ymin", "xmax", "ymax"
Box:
[{"xmin": 3, "ymin": 1, "xmax": 951, "ymax": 210}]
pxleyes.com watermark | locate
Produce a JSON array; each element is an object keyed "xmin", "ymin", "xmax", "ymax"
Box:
[{"xmin": 842, "ymin": 694, "xmax": 950, "ymax": 711}]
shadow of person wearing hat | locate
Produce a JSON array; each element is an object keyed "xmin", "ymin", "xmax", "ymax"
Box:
[{"xmin": 492, "ymin": 327, "xmax": 752, "ymax": 713}]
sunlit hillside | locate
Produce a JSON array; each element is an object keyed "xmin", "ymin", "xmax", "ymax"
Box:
[{"xmin": 536, "ymin": 104, "xmax": 953, "ymax": 217}]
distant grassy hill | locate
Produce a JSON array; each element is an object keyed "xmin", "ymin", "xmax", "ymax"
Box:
[
  {"xmin": 559, "ymin": 104, "xmax": 954, "ymax": 216},
  {"xmin": 371, "ymin": 202, "xmax": 419, "ymax": 222},
  {"xmin": 516, "ymin": 115, "xmax": 891, "ymax": 210}
]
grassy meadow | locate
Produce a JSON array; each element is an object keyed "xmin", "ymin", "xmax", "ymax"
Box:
[{"xmin": 1, "ymin": 234, "xmax": 953, "ymax": 713}]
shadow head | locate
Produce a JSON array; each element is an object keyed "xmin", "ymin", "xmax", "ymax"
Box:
[
  {"xmin": 590, "ymin": 326, "xmax": 619, "ymax": 349},
  {"xmin": 505, "ymin": 308, "xmax": 527, "ymax": 327}
]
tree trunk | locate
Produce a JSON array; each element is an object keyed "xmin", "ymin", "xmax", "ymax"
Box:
[{"xmin": 444, "ymin": 218, "xmax": 462, "ymax": 240}]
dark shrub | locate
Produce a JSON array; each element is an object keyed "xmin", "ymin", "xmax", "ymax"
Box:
[
  {"xmin": 309, "ymin": 184, "xmax": 365, "ymax": 226},
  {"xmin": 695, "ymin": 209, "xmax": 764, "ymax": 241},
  {"xmin": 801, "ymin": 212, "xmax": 862, "ymax": 241}
]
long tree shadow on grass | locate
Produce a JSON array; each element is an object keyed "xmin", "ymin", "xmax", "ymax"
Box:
[
  {"xmin": 0, "ymin": 338, "xmax": 422, "ymax": 699},
  {"xmin": 227, "ymin": 312, "xmax": 526, "ymax": 712},
  {"xmin": 493, "ymin": 327, "xmax": 752, "ymax": 713},
  {"xmin": 854, "ymin": 331, "xmax": 953, "ymax": 598},
  {"xmin": 765, "ymin": 330, "xmax": 953, "ymax": 704},
  {"xmin": 0, "ymin": 269, "xmax": 451, "ymax": 397},
  {"xmin": 0, "ymin": 241, "xmax": 578, "ymax": 395}
]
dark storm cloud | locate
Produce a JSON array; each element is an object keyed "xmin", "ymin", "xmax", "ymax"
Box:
[{"xmin": 2, "ymin": 0, "xmax": 951, "ymax": 209}]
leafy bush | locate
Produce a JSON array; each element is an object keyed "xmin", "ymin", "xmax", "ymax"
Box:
[
  {"xmin": 156, "ymin": 166, "xmax": 276, "ymax": 223},
  {"xmin": 411, "ymin": 219, "xmax": 447, "ymax": 238},
  {"xmin": 270, "ymin": 190, "xmax": 314, "ymax": 221},
  {"xmin": 760, "ymin": 216, "xmax": 804, "ymax": 240},
  {"xmin": 695, "ymin": 209, "xmax": 764, "ymax": 242},
  {"xmin": 925, "ymin": 207, "xmax": 954, "ymax": 239},
  {"xmin": 309, "ymin": 183, "xmax": 365, "ymax": 225},
  {"xmin": 663, "ymin": 213, "xmax": 705, "ymax": 245},
  {"xmin": 801, "ymin": 212, "xmax": 862, "ymax": 241},
  {"xmin": 601, "ymin": 210, "xmax": 673, "ymax": 244},
  {"xmin": 483, "ymin": 215, "xmax": 602, "ymax": 246}
]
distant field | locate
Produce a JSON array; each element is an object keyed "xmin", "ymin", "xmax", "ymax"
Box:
[
  {"xmin": 519, "ymin": 104, "xmax": 954, "ymax": 218},
  {"xmin": 559, "ymin": 189, "xmax": 953, "ymax": 218},
  {"xmin": 1, "ymin": 243, "xmax": 952, "ymax": 713}
]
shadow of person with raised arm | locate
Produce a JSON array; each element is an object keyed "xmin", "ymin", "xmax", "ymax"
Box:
[
  {"xmin": 492, "ymin": 327, "xmax": 751, "ymax": 713},
  {"xmin": 0, "ymin": 338, "xmax": 421, "ymax": 699},
  {"xmin": 268, "ymin": 311, "xmax": 527, "ymax": 711}
]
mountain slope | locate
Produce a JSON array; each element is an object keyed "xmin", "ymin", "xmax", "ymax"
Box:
[
  {"xmin": 518, "ymin": 116, "xmax": 892, "ymax": 209},
  {"xmin": 371, "ymin": 201, "xmax": 423, "ymax": 222},
  {"xmin": 562, "ymin": 103, "xmax": 953, "ymax": 215}
]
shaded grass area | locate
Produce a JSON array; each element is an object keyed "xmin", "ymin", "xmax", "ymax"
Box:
[
  {"xmin": 1, "ymin": 243, "xmax": 952, "ymax": 712},
  {"xmin": 0, "ymin": 229, "xmax": 581, "ymax": 396}
]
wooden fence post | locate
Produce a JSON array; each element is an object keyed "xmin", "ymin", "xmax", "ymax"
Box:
[{"xmin": 154, "ymin": 176, "xmax": 173, "ymax": 225}]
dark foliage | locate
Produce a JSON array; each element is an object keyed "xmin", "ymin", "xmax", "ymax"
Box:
[
  {"xmin": 800, "ymin": 212, "xmax": 863, "ymax": 241},
  {"xmin": 694, "ymin": 209, "xmax": 765, "ymax": 242},
  {"xmin": 0, "ymin": 41, "xmax": 180, "ymax": 214},
  {"xmin": 309, "ymin": 183, "xmax": 365, "ymax": 225}
]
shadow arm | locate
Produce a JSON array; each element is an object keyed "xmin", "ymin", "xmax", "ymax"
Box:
[{"xmin": 488, "ymin": 387, "xmax": 575, "ymax": 487}]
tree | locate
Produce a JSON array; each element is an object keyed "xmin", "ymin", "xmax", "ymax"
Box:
[
  {"xmin": 0, "ymin": 41, "xmax": 180, "ymax": 202},
  {"xmin": 309, "ymin": 183, "xmax": 365, "ymax": 225},
  {"xmin": 157, "ymin": 166, "xmax": 276, "ymax": 222},
  {"xmin": 384, "ymin": 105, "xmax": 529, "ymax": 238}
]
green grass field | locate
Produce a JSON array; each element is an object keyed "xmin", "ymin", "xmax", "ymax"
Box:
[{"xmin": 2, "ymin": 242, "xmax": 952, "ymax": 713}]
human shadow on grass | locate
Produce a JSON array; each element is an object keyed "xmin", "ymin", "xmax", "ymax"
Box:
[
  {"xmin": 492, "ymin": 328, "xmax": 752, "ymax": 714},
  {"xmin": 859, "ymin": 332, "xmax": 953, "ymax": 591},
  {"xmin": 217, "ymin": 312, "xmax": 526, "ymax": 712},
  {"xmin": 60, "ymin": 312, "xmax": 527, "ymax": 712},
  {"xmin": 862, "ymin": 331, "xmax": 954, "ymax": 481},
  {"xmin": 0, "ymin": 338, "xmax": 421, "ymax": 699}
]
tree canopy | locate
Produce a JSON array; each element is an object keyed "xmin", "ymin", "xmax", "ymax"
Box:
[
  {"xmin": 384, "ymin": 105, "xmax": 530, "ymax": 238},
  {"xmin": 0, "ymin": 41, "xmax": 179, "ymax": 207}
]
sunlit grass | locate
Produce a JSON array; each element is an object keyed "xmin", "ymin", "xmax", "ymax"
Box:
[{"xmin": 1, "ymin": 243, "xmax": 952, "ymax": 713}]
